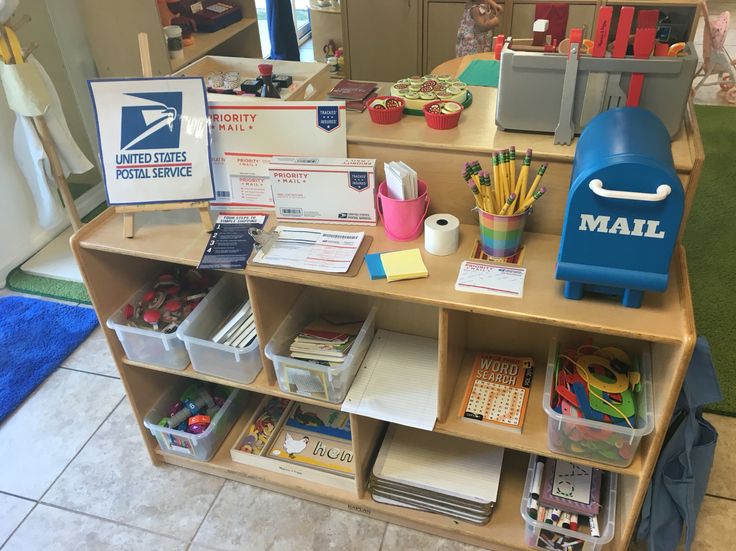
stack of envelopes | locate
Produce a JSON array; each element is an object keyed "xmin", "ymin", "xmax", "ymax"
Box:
[{"xmin": 370, "ymin": 425, "xmax": 504, "ymax": 525}]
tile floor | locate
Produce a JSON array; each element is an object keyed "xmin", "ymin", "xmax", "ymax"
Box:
[{"xmin": 3, "ymin": 7, "xmax": 736, "ymax": 549}]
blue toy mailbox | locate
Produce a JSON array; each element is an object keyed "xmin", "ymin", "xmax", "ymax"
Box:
[{"xmin": 556, "ymin": 108, "xmax": 685, "ymax": 308}]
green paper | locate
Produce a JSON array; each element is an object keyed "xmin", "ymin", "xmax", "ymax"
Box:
[{"xmin": 458, "ymin": 60, "xmax": 500, "ymax": 88}]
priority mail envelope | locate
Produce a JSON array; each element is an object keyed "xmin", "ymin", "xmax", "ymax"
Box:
[{"xmin": 268, "ymin": 157, "xmax": 376, "ymax": 225}]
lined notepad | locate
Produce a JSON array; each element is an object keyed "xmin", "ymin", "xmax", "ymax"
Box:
[
  {"xmin": 373, "ymin": 424, "xmax": 505, "ymax": 504},
  {"xmin": 342, "ymin": 330, "xmax": 438, "ymax": 430},
  {"xmin": 380, "ymin": 249, "xmax": 428, "ymax": 282}
]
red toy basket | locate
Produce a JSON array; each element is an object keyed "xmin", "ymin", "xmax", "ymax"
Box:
[
  {"xmin": 423, "ymin": 100, "xmax": 463, "ymax": 130},
  {"xmin": 367, "ymin": 96, "xmax": 405, "ymax": 125}
]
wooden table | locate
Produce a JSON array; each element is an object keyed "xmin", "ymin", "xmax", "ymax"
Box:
[{"xmin": 431, "ymin": 52, "xmax": 495, "ymax": 78}]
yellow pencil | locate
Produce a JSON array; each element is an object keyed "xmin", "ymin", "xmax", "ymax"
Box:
[
  {"xmin": 518, "ymin": 149, "xmax": 532, "ymax": 208},
  {"xmin": 500, "ymin": 150, "xmax": 510, "ymax": 201},
  {"xmin": 499, "ymin": 192, "xmax": 516, "ymax": 215},
  {"xmin": 512, "ymin": 149, "xmax": 532, "ymax": 213},
  {"xmin": 519, "ymin": 187, "xmax": 547, "ymax": 211},
  {"xmin": 483, "ymin": 172, "xmax": 499, "ymax": 213},
  {"xmin": 492, "ymin": 153, "xmax": 502, "ymax": 208},
  {"xmin": 507, "ymin": 150, "xmax": 514, "ymax": 188},
  {"xmin": 525, "ymin": 162, "xmax": 548, "ymax": 203},
  {"xmin": 509, "ymin": 146, "xmax": 517, "ymax": 191},
  {"xmin": 465, "ymin": 180, "xmax": 483, "ymax": 209}
]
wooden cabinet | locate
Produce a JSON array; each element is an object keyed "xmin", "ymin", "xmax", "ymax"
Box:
[
  {"xmin": 310, "ymin": 5, "xmax": 345, "ymax": 78},
  {"xmin": 78, "ymin": 0, "xmax": 262, "ymax": 77},
  {"xmin": 424, "ymin": 2, "xmax": 466, "ymax": 74},
  {"xmin": 509, "ymin": 1, "xmax": 598, "ymax": 39},
  {"xmin": 343, "ymin": 0, "xmax": 421, "ymax": 81}
]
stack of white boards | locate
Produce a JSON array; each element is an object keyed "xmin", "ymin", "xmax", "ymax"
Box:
[
  {"xmin": 210, "ymin": 301, "xmax": 257, "ymax": 349},
  {"xmin": 370, "ymin": 424, "xmax": 504, "ymax": 525}
]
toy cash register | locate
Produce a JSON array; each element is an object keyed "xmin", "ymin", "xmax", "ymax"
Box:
[{"xmin": 555, "ymin": 108, "xmax": 684, "ymax": 308}]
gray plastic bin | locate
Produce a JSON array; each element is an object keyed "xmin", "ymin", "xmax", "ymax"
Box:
[
  {"xmin": 177, "ymin": 276, "xmax": 262, "ymax": 384},
  {"xmin": 143, "ymin": 382, "xmax": 246, "ymax": 461},
  {"xmin": 265, "ymin": 291, "xmax": 377, "ymax": 403},
  {"xmin": 496, "ymin": 43, "xmax": 698, "ymax": 138}
]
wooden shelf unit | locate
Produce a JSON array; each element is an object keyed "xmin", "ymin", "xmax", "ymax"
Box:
[
  {"xmin": 170, "ymin": 18, "xmax": 259, "ymax": 72},
  {"xmin": 73, "ymin": 202, "xmax": 695, "ymax": 550},
  {"xmin": 79, "ymin": 0, "xmax": 262, "ymax": 77},
  {"xmin": 71, "ymin": 71, "xmax": 702, "ymax": 548}
]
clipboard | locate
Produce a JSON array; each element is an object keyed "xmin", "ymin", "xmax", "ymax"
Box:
[{"xmin": 248, "ymin": 233, "xmax": 372, "ymax": 278}]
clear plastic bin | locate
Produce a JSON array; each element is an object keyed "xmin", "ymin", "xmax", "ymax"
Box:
[
  {"xmin": 143, "ymin": 381, "xmax": 246, "ymax": 461},
  {"xmin": 177, "ymin": 276, "xmax": 262, "ymax": 384},
  {"xmin": 107, "ymin": 286, "xmax": 195, "ymax": 371},
  {"xmin": 265, "ymin": 291, "xmax": 378, "ymax": 403},
  {"xmin": 520, "ymin": 454, "xmax": 617, "ymax": 551},
  {"xmin": 542, "ymin": 340, "xmax": 654, "ymax": 467}
]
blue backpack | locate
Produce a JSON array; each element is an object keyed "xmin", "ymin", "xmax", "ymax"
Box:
[{"xmin": 636, "ymin": 337, "xmax": 722, "ymax": 550}]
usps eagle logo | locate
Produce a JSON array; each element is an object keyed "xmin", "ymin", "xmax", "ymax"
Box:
[{"xmin": 120, "ymin": 92, "xmax": 182, "ymax": 150}]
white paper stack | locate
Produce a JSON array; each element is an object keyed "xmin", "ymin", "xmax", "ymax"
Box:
[
  {"xmin": 370, "ymin": 424, "xmax": 504, "ymax": 525},
  {"xmin": 384, "ymin": 161, "xmax": 418, "ymax": 200}
]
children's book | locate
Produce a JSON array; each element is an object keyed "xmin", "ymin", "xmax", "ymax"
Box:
[
  {"xmin": 328, "ymin": 79, "xmax": 378, "ymax": 101},
  {"xmin": 267, "ymin": 426, "xmax": 354, "ymax": 477},
  {"xmin": 284, "ymin": 403, "xmax": 352, "ymax": 441},
  {"xmin": 459, "ymin": 352, "xmax": 534, "ymax": 432},
  {"xmin": 266, "ymin": 403, "xmax": 354, "ymax": 477}
]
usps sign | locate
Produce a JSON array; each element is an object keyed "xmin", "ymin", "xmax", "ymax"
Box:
[{"xmin": 88, "ymin": 77, "xmax": 215, "ymax": 205}]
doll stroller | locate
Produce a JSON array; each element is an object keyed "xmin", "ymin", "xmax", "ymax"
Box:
[{"xmin": 693, "ymin": 1, "xmax": 736, "ymax": 103}]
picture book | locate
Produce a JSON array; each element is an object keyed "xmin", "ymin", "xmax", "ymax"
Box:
[
  {"xmin": 539, "ymin": 459, "xmax": 602, "ymax": 516},
  {"xmin": 284, "ymin": 403, "xmax": 352, "ymax": 442},
  {"xmin": 328, "ymin": 79, "xmax": 378, "ymax": 101},
  {"xmin": 267, "ymin": 426, "xmax": 355, "ymax": 477},
  {"xmin": 459, "ymin": 352, "xmax": 534, "ymax": 432},
  {"xmin": 289, "ymin": 316, "xmax": 362, "ymax": 363}
]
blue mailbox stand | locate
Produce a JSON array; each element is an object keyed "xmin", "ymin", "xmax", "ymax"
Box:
[{"xmin": 556, "ymin": 108, "xmax": 685, "ymax": 308}]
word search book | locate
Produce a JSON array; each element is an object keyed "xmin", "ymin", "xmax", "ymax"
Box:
[{"xmin": 459, "ymin": 352, "xmax": 534, "ymax": 433}]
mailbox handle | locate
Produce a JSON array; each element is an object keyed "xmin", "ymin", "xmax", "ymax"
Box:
[{"xmin": 589, "ymin": 179, "xmax": 671, "ymax": 202}]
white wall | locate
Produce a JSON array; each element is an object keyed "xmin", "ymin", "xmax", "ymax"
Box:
[{"xmin": 0, "ymin": 0, "xmax": 102, "ymax": 286}]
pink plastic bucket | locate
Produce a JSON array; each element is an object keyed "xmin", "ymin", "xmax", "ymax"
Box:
[{"xmin": 376, "ymin": 181, "xmax": 430, "ymax": 241}]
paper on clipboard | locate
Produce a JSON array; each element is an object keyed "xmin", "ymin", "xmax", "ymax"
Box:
[
  {"xmin": 208, "ymin": 100, "xmax": 347, "ymax": 208},
  {"xmin": 251, "ymin": 226, "xmax": 364, "ymax": 273}
]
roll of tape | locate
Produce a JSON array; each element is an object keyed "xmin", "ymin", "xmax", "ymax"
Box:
[{"xmin": 424, "ymin": 213, "xmax": 460, "ymax": 256}]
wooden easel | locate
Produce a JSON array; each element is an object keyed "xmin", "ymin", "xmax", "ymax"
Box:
[{"xmin": 116, "ymin": 33, "xmax": 213, "ymax": 238}]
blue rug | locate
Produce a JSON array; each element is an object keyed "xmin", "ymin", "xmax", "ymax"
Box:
[{"xmin": 0, "ymin": 296, "xmax": 99, "ymax": 422}]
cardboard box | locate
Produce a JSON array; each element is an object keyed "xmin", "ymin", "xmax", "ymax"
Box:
[{"xmin": 269, "ymin": 157, "xmax": 377, "ymax": 225}]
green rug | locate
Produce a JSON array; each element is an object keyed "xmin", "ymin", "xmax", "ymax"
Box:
[
  {"xmin": 686, "ymin": 105, "xmax": 736, "ymax": 416},
  {"xmin": 6, "ymin": 203, "xmax": 108, "ymax": 305}
]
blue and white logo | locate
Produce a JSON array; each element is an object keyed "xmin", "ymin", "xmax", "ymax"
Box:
[
  {"xmin": 316, "ymin": 105, "xmax": 340, "ymax": 132},
  {"xmin": 349, "ymin": 172, "xmax": 369, "ymax": 192},
  {"xmin": 120, "ymin": 92, "xmax": 182, "ymax": 150}
]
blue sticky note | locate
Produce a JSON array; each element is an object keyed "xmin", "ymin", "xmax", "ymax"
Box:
[{"xmin": 365, "ymin": 253, "xmax": 386, "ymax": 280}]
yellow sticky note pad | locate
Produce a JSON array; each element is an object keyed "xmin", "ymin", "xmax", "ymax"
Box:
[{"xmin": 380, "ymin": 249, "xmax": 429, "ymax": 282}]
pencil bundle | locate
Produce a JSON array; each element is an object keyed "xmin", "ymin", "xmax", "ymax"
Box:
[{"xmin": 461, "ymin": 148, "xmax": 548, "ymax": 216}]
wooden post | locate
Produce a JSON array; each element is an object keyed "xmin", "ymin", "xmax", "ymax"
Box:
[
  {"xmin": 115, "ymin": 32, "xmax": 213, "ymax": 238},
  {"xmin": 31, "ymin": 115, "xmax": 83, "ymax": 231}
]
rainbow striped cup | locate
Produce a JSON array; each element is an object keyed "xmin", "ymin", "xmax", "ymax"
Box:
[{"xmin": 478, "ymin": 208, "xmax": 529, "ymax": 258}]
